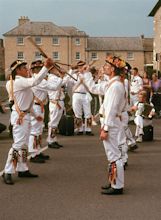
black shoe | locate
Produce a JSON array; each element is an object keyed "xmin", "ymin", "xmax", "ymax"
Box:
[
  {"xmin": 54, "ymin": 142, "xmax": 63, "ymax": 148},
  {"xmin": 30, "ymin": 155, "xmax": 45, "ymax": 163},
  {"xmin": 18, "ymin": 170, "xmax": 38, "ymax": 178},
  {"xmin": 101, "ymin": 183, "xmax": 111, "ymax": 190},
  {"xmin": 101, "ymin": 187, "xmax": 123, "ymax": 195},
  {"xmin": 38, "ymin": 153, "xmax": 50, "ymax": 160},
  {"xmin": 2, "ymin": 173, "xmax": 14, "ymax": 185},
  {"xmin": 129, "ymin": 144, "xmax": 138, "ymax": 152},
  {"xmin": 48, "ymin": 142, "xmax": 60, "ymax": 149},
  {"xmin": 85, "ymin": 131, "xmax": 94, "ymax": 136},
  {"xmin": 124, "ymin": 162, "xmax": 128, "ymax": 170},
  {"xmin": 77, "ymin": 132, "xmax": 83, "ymax": 135}
]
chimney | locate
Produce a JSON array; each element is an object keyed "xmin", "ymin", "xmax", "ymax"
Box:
[
  {"xmin": 18, "ymin": 16, "xmax": 30, "ymax": 26},
  {"xmin": 140, "ymin": 34, "xmax": 144, "ymax": 39}
]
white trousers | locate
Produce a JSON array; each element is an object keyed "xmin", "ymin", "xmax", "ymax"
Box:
[
  {"xmin": 118, "ymin": 116, "xmax": 128, "ymax": 164},
  {"xmin": 121, "ymin": 112, "xmax": 136, "ymax": 146},
  {"xmin": 47, "ymin": 101, "xmax": 64, "ymax": 143},
  {"xmin": 103, "ymin": 119, "xmax": 124, "ymax": 189},
  {"xmin": 28, "ymin": 104, "xmax": 44, "ymax": 155},
  {"xmin": 134, "ymin": 115, "xmax": 152, "ymax": 137},
  {"xmin": 130, "ymin": 94, "xmax": 139, "ymax": 106},
  {"xmin": 4, "ymin": 111, "xmax": 29, "ymax": 174},
  {"xmin": 72, "ymin": 93, "xmax": 92, "ymax": 132}
]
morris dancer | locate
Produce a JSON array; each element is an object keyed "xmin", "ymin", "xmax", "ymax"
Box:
[
  {"xmin": 3, "ymin": 58, "xmax": 54, "ymax": 185},
  {"xmin": 28, "ymin": 60, "xmax": 64, "ymax": 162}
]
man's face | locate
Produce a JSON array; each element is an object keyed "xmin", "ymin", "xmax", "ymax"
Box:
[
  {"xmin": 103, "ymin": 63, "xmax": 113, "ymax": 76},
  {"xmin": 32, "ymin": 67, "xmax": 42, "ymax": 74},
  {"xmin": 132, "ymin": 69, "xmax": 137, "ymax": 76},
  {"xmin": 138, "ymin": 94, "xmax": 145, "ymax": 102},
  {"xmin": 77, "ymin": 65, "xmax": 85, "ymax": 73},
  {"xmin": 16, "ymin": 65, "xmax": 29, "ymax": 77}
]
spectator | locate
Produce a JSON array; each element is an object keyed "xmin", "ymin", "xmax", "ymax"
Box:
[
  {"xmin": 151, "ymin": 73, "xmax": 161, "ymax": 117},
  {"xmin": 142, "ymin": 71, "xmax": 151, "ymax": 102}
]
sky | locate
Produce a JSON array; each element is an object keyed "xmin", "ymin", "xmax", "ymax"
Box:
[{"xmin": 0, "ymin": 0, "xmax": 158, "ymax": 38}]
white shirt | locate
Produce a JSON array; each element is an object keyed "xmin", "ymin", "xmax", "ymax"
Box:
[
  {"xmin": 102, "ymin": 76, "xmax": 126, "ymax": 130},
  {"xmin": 48, "ymin": 74, "xmax": 65, "ymax": 101},
  {"xmin": 130, "ymin": 75, "xmax": 143, "ymax": 94},
  {"xmin": 67, "ymin": 71, "xmax": 92, "ymax": 94},
  {"xmin": 32, "ymin": 73, "xmax": 63, "ymax": 102},
  {"xmin": 6, "ymin": 66, "xmax": 48, "ymax": 111},
  {"xmin": 83, "ymin": 72, "xmax": 109, "ymax": 96}
]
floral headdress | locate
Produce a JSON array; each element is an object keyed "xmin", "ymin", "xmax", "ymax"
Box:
[{"xmin": 105, "ymin": 55, "xmax": 126, "ymax": 69}]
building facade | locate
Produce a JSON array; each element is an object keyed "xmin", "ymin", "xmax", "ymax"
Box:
[
  {"xmin": 149, "ymin": 0, "xmax": 161, "ymax": 72},
  {"xmin": 0, "ymin": 39, "xmax": 5, "ymax": 80},
  {"xmin": 3, "ymin": 16, "xmax": 153, "ymax": 77}
]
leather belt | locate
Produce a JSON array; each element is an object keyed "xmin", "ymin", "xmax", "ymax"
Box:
[
  {"xmin": 74, "ymin": 92, "xmax": 86, "ymax": 95},
  {"xmin": 34, "ymin": 102, "xmax": 41, "ymax": 106}
]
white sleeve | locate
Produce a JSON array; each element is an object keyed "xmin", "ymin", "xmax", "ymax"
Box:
[
  {"xmin": 16, "ymin": 66, "xmax": 48, "ymax": 90},
  {"xmin": 39, "ymin": 77, "xmax": 63, "ymax": 91},
  {"xmin": 138, "ymin": 77, "xmax": 143, "ymax": 90},
  {"xmin": 83, "ymin": 72, "xmax": 108, "ymax": 95}
]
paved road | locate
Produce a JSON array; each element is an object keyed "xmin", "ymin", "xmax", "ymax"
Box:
[{"xmin": 0, "ymin": 112, "xmax": 161, "ymax": 220}]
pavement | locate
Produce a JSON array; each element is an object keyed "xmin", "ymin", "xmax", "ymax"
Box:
[{"xmin": 0, "ymin": 110, "xmax": 161, "ymax": 220}]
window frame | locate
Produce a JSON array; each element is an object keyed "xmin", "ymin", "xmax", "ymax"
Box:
[
  {"xmin": 75, "ymin": 52, "xmax": 81, "ymax": 60},
  {"xmin": 17, "ymin": 51, "xmax": 24, "ymax": 60},
  {"xmin": 91, "ymin": 52, "xmax": 98, "ymax": 60},
  {"xmin": 75, "ymin": 38, "xmax": 80, "ymax": 45},
  {"xmin": 127, "ymin": 52, "xmax": 134, "ymax": 60},
  {"xmin": 52, "ymin": 37, "xmax": 59, "ymax": 45},
  {"xmin": 35, "ymin": 51, "xmax": 42, "ymax": 60},
  {"xmin": 53, "ymin": 51, "xmax": 60, "ymax": 60},
  {"xmin": 17, "ymin": 36, "xmax": 24, "ymax": 45},
  {"xmin": 35, "ymin": 36, "xmax": 42, "ymax": 45}
]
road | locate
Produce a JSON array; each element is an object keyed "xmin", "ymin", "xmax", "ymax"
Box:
[{"xmin": 0, "ymin": 111, "xmax": 161, "ymax": 220}]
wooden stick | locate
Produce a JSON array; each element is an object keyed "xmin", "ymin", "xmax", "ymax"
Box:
[
  {"xmin": 26, "ymin": 36, "xmax": 77, "ymax": 81},
  {"xmin": 26, "ymin": 36, "xmax": 48, "ymax": 58},
  {"xmin": 55, "ymin": 61, "xmax": 71, "ymax": 67}
]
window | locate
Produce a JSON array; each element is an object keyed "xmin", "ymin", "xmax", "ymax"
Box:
[
  {"xmin": 91, "ymin": 52, "xmax": 98, "ymax": 60},
  {"xmin": 75, "ymin": 38, "xmax": 80, "ymax": 45},
  {"xmin": 17, "ymin": 51, "xmax": 24, "ymax": 60},
  {"xmin": 127, "ymin": 52, "xmax": 134, "ymax": 60},
  {"xmin": 35, "ymin": 51, "xmax": 42, "ymax": 60},
  {"xmin": 53, "ymin": 52, "xmax": 59, "ymax": 60},
  {"xmin": 52, "ymin": 37, "xmax": 59, "ymax": 45},
  {"xmin": 17, "ymin": 36, "xmax": 24, "ymax": 45},
  {"xmin": 106, "ymin": 52, "xmax": 113, "ymax": 56},
  {"xmin": 35, "ymin": 36, "xmax": 42, "ymax": 45},
  {"xmin": 75, "ymin": 52, "xmax": 80, "ymax": 60}
]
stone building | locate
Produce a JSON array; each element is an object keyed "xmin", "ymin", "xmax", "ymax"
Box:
[
  {"xmin": 149, "ymin": 0, "xmax": 161, "ymax": 72},
  {"xmin": 3, "ymin": 16, "xmax": 153, "ymax": 77},
  {"xmin": 87, "ymin": 36, "xmax": 153, "ymax": 73},
  {"xmin": 0, "ymin": 39, "xmax": 5, "ymax": 80}
]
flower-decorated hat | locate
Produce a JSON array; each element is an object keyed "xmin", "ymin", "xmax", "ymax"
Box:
[
  {"xmin": 105, "ymin": 55, "xmax": 126, "ymax": 69},
  {"xmin": 10, "ymin": 60, "xmax": 27, "ymax": 73}
]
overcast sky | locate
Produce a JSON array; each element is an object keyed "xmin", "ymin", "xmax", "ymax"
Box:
[{"xmin": 0, "ymin": 0, "xmax": 157, "ymax": 38}]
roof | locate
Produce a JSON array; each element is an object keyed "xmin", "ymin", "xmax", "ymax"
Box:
[
  {"xmin": 149, "ymin": 0, "xmax": 161, "ymax": 16},
  {"xmin": 86, "ymin": 37, "xmax": 144, "ymax": 51},
  {"xmin": 3, "ymin": 21, "xmax": 69, "ymax": 36},
  {"xmin": 60, "ymin": 26, "xmax": 88, "ymax": 37},
  {"xmin": 3, "ymin": 21, "xmax": 87, "ymax": 37}
]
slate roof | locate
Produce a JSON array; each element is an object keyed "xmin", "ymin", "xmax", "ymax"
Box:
[
  {"xmin": 60, "ymin": 26, "xmax": 88, "ymax": 37},
  {"xmin": 87, "ymin": 37, "xmax": 144, "ymax": 51},
  {"xmin": 3, "ymin": 21, "xmax": 87, "ymax": 37}
]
